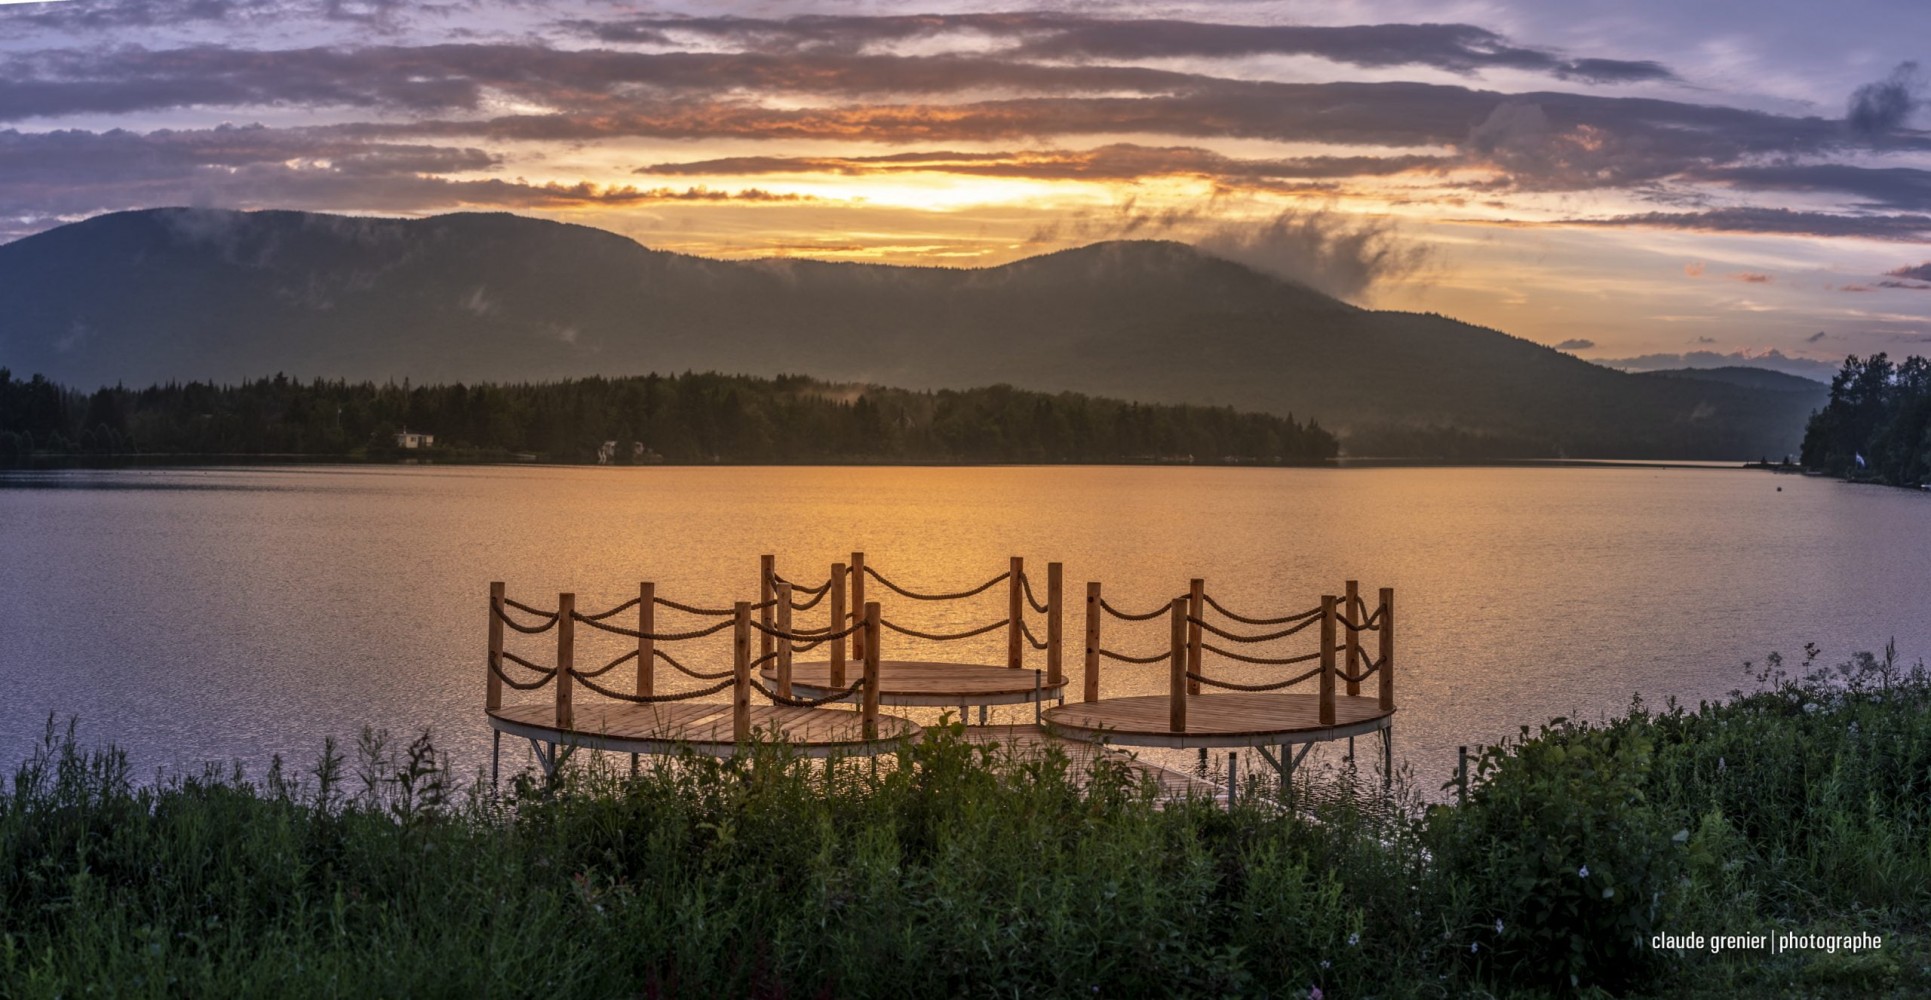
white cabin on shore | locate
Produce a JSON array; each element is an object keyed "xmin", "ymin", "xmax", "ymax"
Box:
[{"xmin": 395, "ymin": 430, "xmax": 435, "ymax": 449}]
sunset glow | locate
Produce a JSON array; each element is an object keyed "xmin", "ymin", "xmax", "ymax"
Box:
[{"xmin": 3, "ymin": 0, "xmax": 1931, "ymax": 371}]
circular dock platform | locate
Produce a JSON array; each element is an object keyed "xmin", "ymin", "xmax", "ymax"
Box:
[
  {"xmin": 765, "ymin": 659, "xmax": 1067, "ymax": 707},
  {"xmin": 1042, "ymin": 693, "xmax": 1393, "ymax": 749},
  {"xmin": 489, "ymin": 702, "xmax": 920, "ymax": 757}
]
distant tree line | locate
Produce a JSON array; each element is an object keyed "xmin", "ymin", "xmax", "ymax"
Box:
[
  {"xmin": 1800, "ymin": 354, "xmax": 1931, "ymax": 483},
  {"xmin": 0, "ymin": 369, "xmax": 1336, "ymax": 467}
]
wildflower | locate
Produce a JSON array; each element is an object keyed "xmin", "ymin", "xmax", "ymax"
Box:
[
  {"xmin": 1717, "ymin": 756, "xmax": 1725, "ymax": 772},
  {"xmin": 1579, "ymin": 865, "xmax": 1590, "ymax": 878},
  {"xmin": 1494, "ymin": 919, "xmax": 1504, "ymax": 934},
  {"xmin": 1309, "ymin": 988, "xmax": 1323, "ymax": 1000},
  {"xmin": 1347, "ymin": 933, "xmax": 1359, "ymax": 947},
  {"xmin": 1470, "ymin": 941, "xmax": 1479, "ymax": 954},
  {"xmin": 1320, "ymin": 960, "xmax": 1330, "ymax": 969}
]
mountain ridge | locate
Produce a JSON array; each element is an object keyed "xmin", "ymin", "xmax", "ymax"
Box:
[{"xmin": 0, "ymin": 207, "xmax": 1824, "ymax": 459}]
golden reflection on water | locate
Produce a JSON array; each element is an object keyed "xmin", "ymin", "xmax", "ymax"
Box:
[{"xmin": 2, "ymin": 464, "xmax": 1927, "ymax": 787}]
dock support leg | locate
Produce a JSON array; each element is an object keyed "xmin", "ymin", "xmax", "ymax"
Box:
[
  {"xmin": 1197, "ymin": 746, "xmax": 1208, "ymax": 776},
  {"xmin": 1347, "ymin": 735, "xmax": 1355, "ymax": 762},
  {"xmin": 630, "ymin": 753, "xmax": 639, "ymax": 777},
  {"xmin": 959, "ymin": 703, "xmax": 967, "ymax": 729},
  {"xmin": 491, "ymin": 730, "xmax": 501, "ymax": 792},
  {"xmin": 977, "ymin": 705, "xmax": 987, "ymax": 726},
  {"xmin": 1381, "ymin": 726, "xmax": 1393, "ymax": 791},
  {"xmin": 1226, "ymin": 752, "xmax": 1237, "ymax": 810},
  {"xmin": 1457, "ymin": 745, "xmax": 1469, "ymax": 805}
]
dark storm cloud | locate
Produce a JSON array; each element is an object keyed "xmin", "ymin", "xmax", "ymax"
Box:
[
  {"xmin": 1699, "ymin": 164, "xmax": 1931, "ymax": 210},
  {"xmin": 1847, "ymin": 61, "xmax": 1924, "ymax": 137},
  {"xmin": 0, "ymin": 124, "xmax": 807, "ymax": 220},
  {"xmin": 1887, "ymin": 262, "xmax": 1931, "ymax": 281},
  {"xmin": 570, "ymin": 14, "xmax": 1677, "ymax": 83},
  {"xmin": 1553, "ymin": 338, "xmax": 1595, "ymax": 350},
  {"xmin": 1566, "ymin": 207, "xmax": 1931, "ymax": 241}
]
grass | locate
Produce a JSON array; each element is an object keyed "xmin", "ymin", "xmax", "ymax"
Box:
[{"xmin": 2, "ymin": 648, "xmax": 1928, "ymax": 998}]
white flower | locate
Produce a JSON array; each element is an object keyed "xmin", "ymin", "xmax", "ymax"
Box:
[
  {"xmin": 1717, "ymin": 756, "xmax": 1726, "ymax": 772},
  {"xmin": 1494, "ymin": 919, "xmax": 1504, "ymax": 934},
  {"xmin": 1347, "ymin": 933, "xmax": 1359, "ymax": 947},
  {"xmin": 1578, "ymin": 865, "xmax": 1590, "ymax": 878},
  {"xmin": 1470, "ymin": 941, "xmax": 1480, "ymax": 954},
  {"xmin": 1320, "ymin": 959, "xmax": 1330, "ymax": 969}
]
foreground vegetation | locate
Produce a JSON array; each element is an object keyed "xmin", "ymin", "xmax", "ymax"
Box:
[
  {"xmin": 3, "ymin": 648, "xmax": 1927, "ymax": 997},
  {"xmin": 0, "ymin": 368, "xmax": 1337, "ymax": 467}
]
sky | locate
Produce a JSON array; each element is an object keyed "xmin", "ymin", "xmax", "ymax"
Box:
[{"xmin": 3, "ymin": 0, "xmax": 1931, "ymax": 375}]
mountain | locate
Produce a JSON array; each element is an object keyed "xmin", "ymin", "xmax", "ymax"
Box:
[
  {"xmin": 0, "ymin": 208, "xmax": 1822, "ymax": 459},
  {"xmin": 1635, "ymin": 366, "xmax": 1830, "ymax": 395}
]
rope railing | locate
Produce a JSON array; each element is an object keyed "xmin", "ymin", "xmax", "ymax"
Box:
[
  {"xmin": 863, "ymin": 565, "xmax": 1009, "ymax": 602},
  {"xmin": 1097, "ymin": 647, "xmax": 1168, "ymax": 664},
  {"xmin": 489, "ymin": 652, "xmax": 556, "ymax": 690},
  {"xmin": 1019, "ymin": 572, "xmax": 1050, "ymax": 614},
  {"xmin": 656, "ymin": 648, "xmax": 733, "ymax": 680},
  {"xmin": 573, "ymin": 615, "xmax": 734, "ymax": 642},
  {"xmin": 653, "ymin": 596, "xmax": 778, "ymax": 617},
  {"xmin": 1185, "ymin": 613, "xmax": 1319, "ymax": 644},
  {"xmin": 879, "ymin": 616, "xmax": 1010, "ymax": 642},
  {"xmin": 1185, "ymin": 668, "xmax": 1322, "ymax": 693},
  {"xmin": 746, "ymin": 617, "xmax": 867, "ymax": 644},
  {"xmin": 749, "ymin": 676, "xmax": 866, "ymax": 708},
  {"xmin": 770, "ymin": 573, "xmax": 832, "ymax": 597},
  {"xmin": 1019, "ymin": 618, "xmax": 1049, "ymax": 651},
  {"xmin": 573, "ymin": 648, "xmax": 640, "ymax": 679},
  {"xmin": 1198, "ymin": 643, "xmax": 1321, "ymax": 667},
  {"xmin": 789, "ymin": 587, "xmax": 829, "ymax": 611},
  {"xmin": 502, "ymin": 597, "xmax": 559, "ymax": 619},
  {"xmin": 493, "ymin": 600, "xmax": 559, "ymax": 635},
  {"xmin": 572, "ymin": 671, "xmax": 736, "ymax": 704},
  {"xmin": 1099, "ymin": 596, "xmax": 1181, "ymax": 621},
  {"xmin": 1200, "ymin": 592, "xmax": 1321, "ymax": 627},
  {"xmin": 577, "ymin": 597, "xmax": 642, "ymax": 622}
]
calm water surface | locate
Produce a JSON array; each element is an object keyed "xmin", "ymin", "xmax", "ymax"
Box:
[{"xmin": 2, "ymin": 464, "xmax": 1926, "ymax": 787}]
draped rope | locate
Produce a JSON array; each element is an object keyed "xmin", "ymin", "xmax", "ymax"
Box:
[
  {"xmin": 493, "ymin": 600, "xmax": 558, "ymax": 635},
  {"xmin": 1199, "ymin": 643, "xmax": 1320, "ymax": 666},
  {"xmin": 653, "ymin": 597, "xmax": 778, "ymax": 617},
  {"xmin": 655, "ymin": 648, "xmax": 732, "ymax": 680},
  {"xmin": 1020, "ymin": 618, "xmax": 1050, "ymax": 651},
  {"xmin": 1201, "ymin": 593, "xmax": 1322, "ymax": 627},
  {"xmin": 572, "ymin": 671, "xmax": 734, "ymax": 704},
  {"xmin": 502, "ymin": 597, "xmax": 559, "ymax": 619},
  {"xmin": 747, "ymin": 617, "xmax": 866, "ymax": 643},
  {"xmin": 1185, "ymin": 614, "xmax": 1320, "ymax": 643},
  {"xmin": 1097, "ymin": 647, "xmax": 1168, "ymax": 664},
  {"xmin": 879, "ymin": 617, "xmax": 1010, "ymax": 641},
  {"xmin": 577, "ymin": 597, "xmax": 642, "ymax": 622},
  {"xmin": 749, "ymin": 677, "xmax": 866, "ymax": 708},
  {"xmin": 789, "ymin": 587, "xmax": 829, "ymax": 611},
  {"xmin": 573, "ymin": 615, "xmax": 734, "ymax": 642},
  {"xmin": 770, "ymin": 573, "xmax": 831, "ymax": 597},
  {"xmin": 574, "ymin": 648, "xmax": 640, "ymax": 679},
  {"xmin": 1185, "ymin": 668, "xmax": 1321, "ymax": 693},
  {"xmin": 489, "ymin": 652, "xmax": 555, "ymax": 690},
  {"xmin": 1019, "ymin": 573, "xmax": 1050, "ymax": 614},
  {"xmin": 863, "ymin": 565, "xmax": 1009, "ymax": 602},
  {"xmin": 1098, "ymin": 597, "xmax": 1179, "ymax": 622}
]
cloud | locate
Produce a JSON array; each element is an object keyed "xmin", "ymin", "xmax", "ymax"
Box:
[
  {"xmin": 1696, "ymin": 336, "xmax": 1717, "ymax": 343},
  {"xmin": 1730, "ymin": 272, "xmax": 1771, "ymax": 283},
  {"xmin": 571, "ymin": 14, "xmax": 1679, "ymax": 83},
  {"xmin": 1848, "ymin": 61, "xmax": 1924, "ymax": 138},
  {"xmin": 1698, "ymin": 164, "xmax": 1931, "ymax": 211},
  {"xmin": 1805, "ymin": 330, "xmax": 1828, "ymax": 343},
  {"xmin": 1564, "ymin": 207, "xmax": 1931, "ymax": 241},
  {"xmin": 1194, "ymin": 207, "xmax": 1429, "ymax": 301},
  {"xmin": 1553, "ymin": 338, "xmax": 1595, "ymax": 350},
  {"xmin": 1887, "ymin": 262, "xmax": 1931, "ymax": 281}
]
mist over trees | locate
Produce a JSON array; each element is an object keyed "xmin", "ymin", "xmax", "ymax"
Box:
[
  {"xmin": 1800, "ymin": 354, "xmax": 1931, "ymax": 484},
  {"xmin": 0, "ymin": 369, "xmax": 1337, "ymax": 466}
]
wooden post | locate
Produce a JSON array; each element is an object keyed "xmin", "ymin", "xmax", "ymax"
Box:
[
  {"xmin": 862, "ymin": 602, "xmax": 881, "ymax": 739},
  {"xmin": 759, "ymin": 555, "xmax": 775, "ymax": 660},
  {"xmin": 733, "ymin": 601, "xmax": 751, "ymax": 743},
  {"xmin": 1169, "ymin": 597, "xmax": 1188, "ymax": 733},
  {"xmin": 487, "ymin": 582, "xmax": 504, "ymax": 712},
  {"xmin": 1007, "ymin": 556, "xmax": 1024, "ymax": 669},
  {"xmin": 776, "ymin": 583, "xmax": 794, "ymax": 698},
  {"xmin": 1318, "ymin": 595, "xmax": 1337, "ymax": 726},
  {"xmin": 1186, "ymin": 578, "xmax": 1204, "ymax": 696},
  {"xmin": 1046, "ymin": 562, "xmax": 1064, "ymax": 690},
  {"xmin": 1344, "ymin": 580, "xmax": 1361, "ymax": 697},
  {"xmin": 1378, "ymin": 587, "xmax": 1396, "ymax": 711},
  {"xmin": 830, "ymin": 561, "xmax": 848, "ymax": 688},
  {"xmin": 637, "ymin": 581, "xmax": 655, "ymax": 697},
  {"xmin": 1083, "ymin": 582, "xmax": 1102, "ymax": 703},
  {"xmin": 555, "ymin": 592, "xmax": 575, "ymax": 730},
  {"xmin": 850, "ymin": 551, "xmax": 867, "ymax": 663}
]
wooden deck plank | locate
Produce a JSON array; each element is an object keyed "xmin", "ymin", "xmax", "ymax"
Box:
[
  {"xmin": 1042, "ymin": 693, "xmax": 1393, "ymax": 749},
  {"xmin": 489, "ymin": 702, "xmax": 919, "ymax": 756},
  {"xmin": 768, "ymin": 659, "xmax": 1065, "ymax": 706}
]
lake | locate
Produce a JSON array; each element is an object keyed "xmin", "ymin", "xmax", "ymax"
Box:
[{"xmin": 2, "ymin": 463, "xmax": 1925, "ymax": 790}]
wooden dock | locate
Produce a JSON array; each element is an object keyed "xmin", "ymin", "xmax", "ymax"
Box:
[
  {"xmin": 1043, "ymin": 693, "xmax": 1392, "ymax": 749},
  {"xmin": 766, "ymin": 659, "xmax": 1064, "ymax": 706},
  {"xmin": 490, "ymin": 702, "xmax": 920, "ymax": 758}
]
